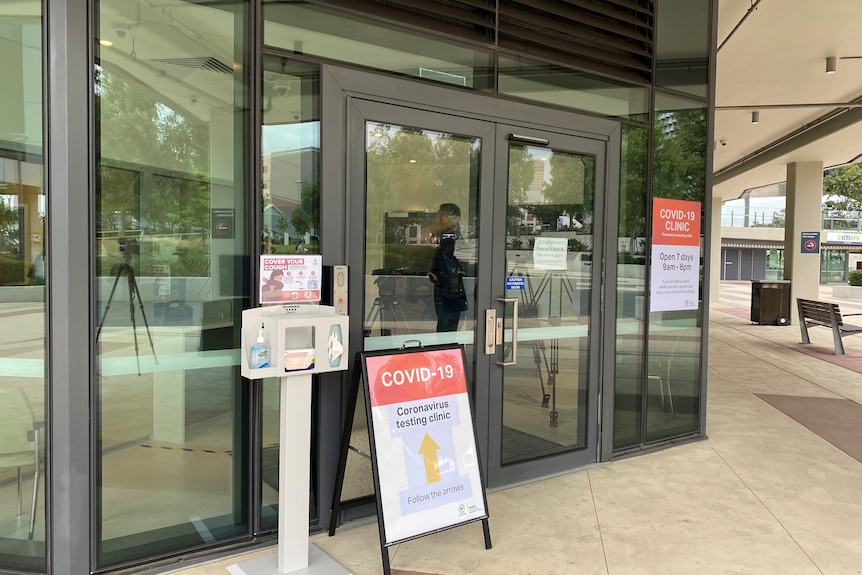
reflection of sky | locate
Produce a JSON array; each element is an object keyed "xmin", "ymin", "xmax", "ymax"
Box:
[{"xmin": 262, "ymin": 122, "xmax": 320, "ymax": 155}]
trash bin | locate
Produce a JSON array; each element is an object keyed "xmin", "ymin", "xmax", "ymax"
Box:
[{"xmin": 750, "ymin": 280, "xmax": 791, "ymax": 325}]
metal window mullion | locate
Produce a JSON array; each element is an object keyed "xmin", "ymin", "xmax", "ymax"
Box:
[{"xmin": 46, "ymin": 0, "xmax": 94, "ymax": 572}]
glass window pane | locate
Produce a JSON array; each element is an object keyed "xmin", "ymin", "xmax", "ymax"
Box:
[
  {"xmin": 260, "ymin": 57, "xmax": 320, "ymax": 530},
  {"xmin": 655, "ymin": 0, "xmax": 710, "ymax": 98},
  {"xmin": 498, "ymin": 54, "xmax": 649, "ymax": 121},
  {"xmin": 362, "ymin": 122, "xmax": 479, "ymax": 348},
  {"xmin": 264, "ymin": 2, "xmax": 493, "ymax": 91},
  {"xmin": 0, "ymin": 1, "xmax": 47, "ymax": 571},
  {"xmin": 95, "ymin": 0, "xmax": 248, "ymax": 567},
  {"xmin": 503, "ymin": 144, "xmax": 596, "ymax": 464},
  {"xmin": 613, "ymin": 122, "xmax": 649, "ymax": 450},
  {"xmin": 646, "ymin": 95, "xmax": 707, "ymax": 442}
]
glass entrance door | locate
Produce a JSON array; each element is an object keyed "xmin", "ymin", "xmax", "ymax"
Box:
[
  {"xmin": 348, "ymin": 97, "xmax": 607, "ymax": 488},
  {"xmin": 487, "ymin": 128, "xmax": 605, "ymax": 485}
]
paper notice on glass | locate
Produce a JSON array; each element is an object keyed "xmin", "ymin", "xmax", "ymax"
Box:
[{"xmin": 532, "ymin": 237, "xmax": 569, "ymax": 270}]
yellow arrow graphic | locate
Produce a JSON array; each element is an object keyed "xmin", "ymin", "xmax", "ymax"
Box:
[{"xmin": 418, "ymin": 433, "xmax": 442, "ymax": 483}]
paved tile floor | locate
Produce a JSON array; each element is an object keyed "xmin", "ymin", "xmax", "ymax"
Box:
[{"xmin": 169, "ymin": 282, "xmax": 862, "ymax": 575}]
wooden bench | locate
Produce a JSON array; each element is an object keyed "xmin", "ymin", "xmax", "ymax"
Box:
[{"xmin": 796, "ymin": 298, "xmax": 862, "ymax": 355}]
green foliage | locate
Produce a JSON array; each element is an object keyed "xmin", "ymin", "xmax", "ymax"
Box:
[
  {"xmin": 620, "ymin": 124, "xmax": 648, "ymax": 237},
  {"xmin": 823, "ymin": 165, "xmax": 862, "ymax": 210},
  {"xmin": 618, "ymin": 253, "xmax": 646, "ymax": 264},
  {"xmin": 96, "ymin": 65, "xmax": 214, "ymax": 270},
  {"xmin": 291, "ymin": 181, "xmax": 320, "ymax": 235},
  {"xmin": 568, "ymin": 238, "xmax": 589, "ymax": 251},
  {"xmin": 0, "ymin": 196, "xmax": 21, "ymax": 256},
  {"xmin": 849, "ymin": 269, "xmax": 862, "ymax": 286},
  {"xmin": 96, "ymin": 236, "xmax": 211, "ymax": 278},
  {"xmin": 0, "ymin": 254, "xmax": 28, "ymax": 285},
  {"xmin": 653, "ymin": 109, "xmax": 707, "ymax": 203},
  {"xmin": 507, "ymin": 146, "xmax": 535, "ymax": 205},
  {"xmin": 542, "ymin": 154, "xmax": 594, "ymax": 225}
]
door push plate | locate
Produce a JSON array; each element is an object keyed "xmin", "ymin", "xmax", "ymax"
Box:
[{"xmin": 484, "ymin": 309, "xmax": 496, "ymax": 355}]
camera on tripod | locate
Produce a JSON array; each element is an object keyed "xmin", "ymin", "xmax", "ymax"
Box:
[
  {"xmin": 372, "ymin": 267, "xmax": 406, "ymax": 298},
  {"xmin": 118, "ymin": 237, "xmax": 140, "ymax": 255}
]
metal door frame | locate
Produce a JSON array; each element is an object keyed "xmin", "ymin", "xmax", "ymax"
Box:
[{"xmin": 320, "ymin": 64, "xmax": 621, "ymax": 489}]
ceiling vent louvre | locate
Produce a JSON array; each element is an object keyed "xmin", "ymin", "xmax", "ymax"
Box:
[
  {"xmin": 316, "ymin": 0, "xmax": 653, "ymax": 82},
  {"xmin": 322, "ymin": 0, "xmax": 496, "ymax": 44},
  {"xmin": 498, "ymin": 0, "xmax": 653, "ymax": 82},
  {"xmin": 150, "ymin": 56, "xmax": 235, "ymax": 75}
]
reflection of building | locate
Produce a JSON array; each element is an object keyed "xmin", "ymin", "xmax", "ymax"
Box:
[
  {"xmin": 262, "ymin": 147, "xmax": 319, "ymax": 243},
  {"xmin": 0, "ymin": 156, "xmax": 43, "ymax": 283}
]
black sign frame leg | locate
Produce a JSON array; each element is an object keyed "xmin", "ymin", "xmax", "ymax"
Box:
[{"xmin": 328, "ymin": 353, "xmax": 374, "ymax": 536}]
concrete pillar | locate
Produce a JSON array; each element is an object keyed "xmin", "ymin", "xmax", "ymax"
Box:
[
  {"xmin": 709, "ymin": 195, "xmax": 723, "ymax": 302},
  {"xmin": 784, "ymin": 162, "xmax": 823, "ymax": 302}
]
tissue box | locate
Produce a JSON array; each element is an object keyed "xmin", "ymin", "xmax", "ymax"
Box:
[{"xmin": 284, "ymin": 349, "xmax": 315, "ymax": 372}]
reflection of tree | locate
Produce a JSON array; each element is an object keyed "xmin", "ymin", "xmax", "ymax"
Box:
[
  {"xmin": 506, "ymin": 146, "xmax": 535, "ymax": 225},
  {"xmin": 542, "ymin": 154, "xmax": 594, "ymax": 229},
  {"xmin": 653, "ymin": 109, "xmax": 706, "ymax": 203},
  {"xmin": 824, "ymin": 165, "xmax": 862, "ymax": 224},
  {"xmin": 291, "ymin": 181, "xmax": 319, "ymax": 235},
  {"xmin": 96, "ymin": 67, "xmax": 210, "ymax": 235},
  {"xmin": 621, "ymin": 123, "xmax": 648, "ymax": 239},
  {"xmin": 0, "ymin": 196, "xmax": 20, "ymax": 255},
  {"xmin": 366, "ymin": 124, "xmax": 480, "ymax": 243}
]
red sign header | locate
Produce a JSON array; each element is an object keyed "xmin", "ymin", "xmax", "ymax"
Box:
[
  {"xmin": 652, "ymin": 198, "xmax": 701, "ymax": 246},
  {"xmin": 365, "ymin": 348, "xmax": 467, "ymax": 407}
]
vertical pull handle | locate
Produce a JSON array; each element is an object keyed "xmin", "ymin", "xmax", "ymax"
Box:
[
  {"xmin": 496, "ymin": 297, "xmax": 518, "ymax": 367},
  {"xmin": 484, "ymin": 309, "xmax": 496, "ymax": 355}
]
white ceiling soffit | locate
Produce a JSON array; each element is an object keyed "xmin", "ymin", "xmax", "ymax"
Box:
[{"xmin": 714, "ymin": 0, "xmax": 862, "ymax": 201}]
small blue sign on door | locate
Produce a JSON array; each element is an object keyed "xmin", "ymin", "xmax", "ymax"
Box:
[{"xmin": 506, "ymin": 276, "xmax": 525, "ymax": 291}]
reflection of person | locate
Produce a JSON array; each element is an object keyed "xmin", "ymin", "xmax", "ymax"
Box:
[
  {"xmin": 428, "ymin": 203, "xmax": 467, "ymax": 332},
  {"xmin": 295, "ymin": 240, "xmax": 305, "ymax": 253},
  {"xmin": 436, "ymin": 202, "xmax": 462, "ymax": 241}
]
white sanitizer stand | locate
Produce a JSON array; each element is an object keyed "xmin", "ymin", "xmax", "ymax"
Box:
[{"xmin": 228, "ymin": 305, "xmax": 352, "ymax": 575}]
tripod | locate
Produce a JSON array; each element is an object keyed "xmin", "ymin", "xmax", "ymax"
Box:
[
  {"xmin": 364, "ymin": 296, "xmax": 411, "ymax": 337},
  {"xmin": 512, "ymin": 268, "xmax": 572, "ymax": 427},
  {"xmin": 97, "ymin": 249, "xmax": 158, "ymax": 375}
]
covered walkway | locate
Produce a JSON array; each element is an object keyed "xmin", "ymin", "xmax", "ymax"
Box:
[{"xmin": 174, "ymin": 283, "xmax": 862, "ymax": 575}]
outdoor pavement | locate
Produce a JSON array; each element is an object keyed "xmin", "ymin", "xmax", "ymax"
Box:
[{"xmin": 168, "ymin": 282, "xmax": 862, "ymax": 575}]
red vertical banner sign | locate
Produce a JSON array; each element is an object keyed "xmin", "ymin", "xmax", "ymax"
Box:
[
  {"xmin": 650, "ymin": 198, "xmax": 702, "ymax": 312},
  {"xmin": 364, "ymin": 346, "xmax": 489, "ymax": 546}
]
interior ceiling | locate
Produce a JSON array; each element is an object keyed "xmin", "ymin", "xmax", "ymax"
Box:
[{"xmin": 714, "ymin": 0, "xmax": 862, "ymax": 202}]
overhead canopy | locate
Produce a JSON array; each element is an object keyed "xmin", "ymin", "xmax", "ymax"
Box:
[{"xmin": 714, "ymin": 0, "xmax": 862, "ymax": 202}]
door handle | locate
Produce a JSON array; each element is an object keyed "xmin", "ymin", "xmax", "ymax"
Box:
[
  {"xmin": 484, "ymin": 309, "xmax": 496, "ymax": 355},
  {"xmin": 496, "ymin": 297, "xmax": 518, "ymax": 367}
]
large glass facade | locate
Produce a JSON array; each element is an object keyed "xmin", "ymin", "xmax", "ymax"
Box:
[
  {"xmin": 95, "ymin": 0, "xmax": 249, "ymax": 567},
  {"xmin": 0, "ymin": 1, "xmax": 46, "ymax": 572},
  {"xmin": 13, "ymin": 0, "xmax": 715, "ymax": 570}
]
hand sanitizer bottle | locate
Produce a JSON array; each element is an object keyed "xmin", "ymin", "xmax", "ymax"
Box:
[{"xmin": 250, "ymin": 323, "xmax": 270, "ymax": 369}]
